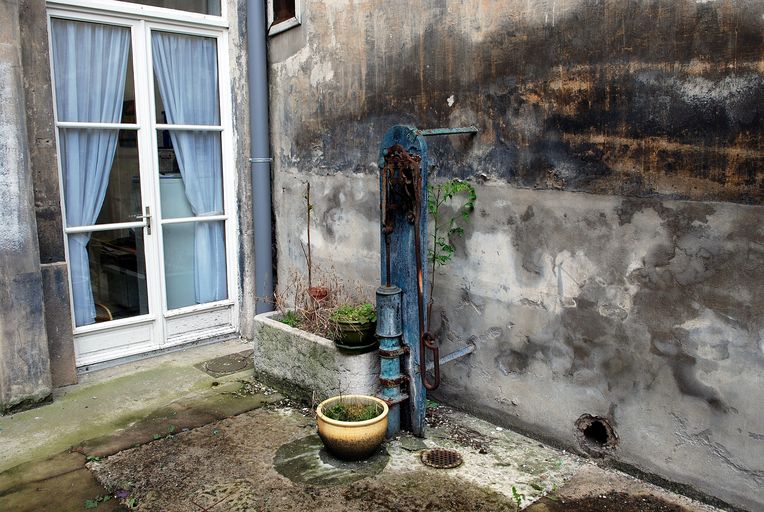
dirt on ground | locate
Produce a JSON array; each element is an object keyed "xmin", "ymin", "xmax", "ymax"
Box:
[
  {"xmin": 89, "ymin": 407, "xmax": 517, "ymax": 512},
  {"xmin": 88, "ymin": 401, "xmax": 720, "ymax": 512},
  {"xmin": 528, "ymin": 492, "xmax": 692, "ymax": 512}
]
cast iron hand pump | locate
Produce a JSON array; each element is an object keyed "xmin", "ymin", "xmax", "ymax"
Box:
[{"xmin": 381, "ymin": 144, "xmax": 440, "ymax": 390}]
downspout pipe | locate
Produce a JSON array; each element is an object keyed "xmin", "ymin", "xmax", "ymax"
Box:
[{"xmin": 247, "ymin": 0, "xmax": 274, "ymax": 314}]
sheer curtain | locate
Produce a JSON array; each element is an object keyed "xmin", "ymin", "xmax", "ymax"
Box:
[
  {"xmin": 51, "ymin": 19, "xmax": 130, "ymax": 327},
  {"xmin": 152, "ymin": 31, "xmax": 227, "ymax": 305}
]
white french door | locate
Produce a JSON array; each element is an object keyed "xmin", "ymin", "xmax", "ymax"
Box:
[{"xmin": 48, "ymin": 3, "xmax": 239, "ymax": 366}]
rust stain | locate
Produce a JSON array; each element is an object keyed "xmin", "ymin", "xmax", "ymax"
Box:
[
  {"xmin": 280, "ymin": 0, "xmax": 764, "ymax": 204},
  {"xmin": 561, "ymin": 133, "xmax": 764, "ymax": 201},
  {"xmin": 561, "ymin": 134, "xmax": 764, "ymax": 161}
]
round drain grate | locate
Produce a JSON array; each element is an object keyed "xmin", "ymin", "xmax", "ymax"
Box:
[
  {"xmin": 203, "ymin": 355, "xmax": 249, "ymax": 375},
  {"xmin": 420, "ymin": 448, "xmax": 463, "ymax": 469}
]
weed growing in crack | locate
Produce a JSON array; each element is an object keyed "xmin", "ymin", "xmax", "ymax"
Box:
[{"xmin": 511, "ymin": 485, "xmax": 525, "ymax": 510}]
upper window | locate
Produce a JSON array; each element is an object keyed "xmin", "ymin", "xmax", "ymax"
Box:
[
  {"xmin": 268, "ymin": 0, "xmax": 300, "ymax": 35},
  {"xmin": 118, "ymin": 0, "xmax": 221, "ymax": 16}
]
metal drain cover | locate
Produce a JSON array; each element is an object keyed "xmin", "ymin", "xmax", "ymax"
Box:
[
  {"xmin": 195, "ymin": 350, "xmax": 254, "ymax": 377},
  {"xmin": 420, "ymin": 448, "xmax": 463, "ymax": 469}
]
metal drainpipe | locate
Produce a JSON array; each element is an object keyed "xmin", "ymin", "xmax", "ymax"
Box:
[{"xmin": 247, "ymin": 0, "xmax": 274, "ymax": 314}]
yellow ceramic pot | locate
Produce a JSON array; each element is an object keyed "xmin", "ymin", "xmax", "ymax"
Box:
[{"xmin": 316, "ymin": 395, "xmax": 389, "ymax": 461}]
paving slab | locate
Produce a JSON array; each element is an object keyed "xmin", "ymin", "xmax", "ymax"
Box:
[
  {"xmin": 0, "ymin": 340, "xmax": 282, "ymax": 512},
  {"xmin": 0, "ymin": 340, "xmax": 263, "ymax": 472},
  {"xmin": 0, "ymin": 464, "xmax": 127, "ymax": 512}
]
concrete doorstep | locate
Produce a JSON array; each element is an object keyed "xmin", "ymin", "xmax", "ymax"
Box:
[{"xmin": 0, "ymin": 340, "xmax": 730, "ymax": 512}]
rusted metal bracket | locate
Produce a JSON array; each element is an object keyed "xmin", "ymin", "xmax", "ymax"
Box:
[
  {"xmin": 380, "ymin": 375, "xmax": 410, "ymax": 387},
  {"xmin": 425, "ymin": 343, "xmax": 476, "ymax": 372},
  {"xmin": 378, "ymin": 346, "xmax": 409, "ymax": 358}
]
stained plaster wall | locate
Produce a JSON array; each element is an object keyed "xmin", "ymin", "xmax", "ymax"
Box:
[
  {"xmin": 267, "ymin": 1, "xmax": 764, "ymax": 510},
  {"xmin": 20, "ymin": 0, "xmax": 77, "ymax": 389},
  {"xmin": 0, "ymin": 0, "xmax": 53, "ymax": 412}
]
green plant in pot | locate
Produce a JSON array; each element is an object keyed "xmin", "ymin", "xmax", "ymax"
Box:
[{"xmin": 330, "ymin": 303, "xmax": 377, "ymax": 353}]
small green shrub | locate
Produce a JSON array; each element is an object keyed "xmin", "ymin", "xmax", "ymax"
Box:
[
  {"xmin": 330, "ymin": 303, "xmax": 376, "ymax": 324},
  {"xmin": 427, "ymin": 179, "xmax": 476, "ymax": 269},
  {"xmin": 323, "ymin": 401, "xmax": 382, "ymax": 422},
  {"xmin": 426, "ymin": 179, "xmax": 477, "ymax": 321},
  {"xmin": 280, "ymin": 310, "xmax": 300, "ymax": 327}
]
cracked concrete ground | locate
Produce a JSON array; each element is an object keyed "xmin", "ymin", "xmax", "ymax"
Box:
[{"xmin": 0, "ymin": 341, "xmax": 731, "ymax": 511}]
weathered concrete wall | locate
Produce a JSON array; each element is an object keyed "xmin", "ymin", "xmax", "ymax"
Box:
[
  {"xmin": 268, "ymin": 1, "xmax": 764, "ymax": 510},
  {"xmin": 19, "ymin": 0, "xmax": 76, "ymax": 388},
  {"xmin": 0, "ymin": 0, "xmax": 52, "ymax": 412},
  {"xmin": 253, "ymin": 312, "xmax": 379, "ymax": 401}
]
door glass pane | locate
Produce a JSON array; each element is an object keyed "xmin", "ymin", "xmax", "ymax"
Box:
[
  {"xmin": 118, "ymin": 0, "xmax": 221, "ymax": 16},
  {"xmin": 163, "ymin": 221, "xmax": 227, "ymax": 309},
  {"xmin": 51, "ymin": 18, "xmax": 142, "ymax": 328},
  {"xmin": 50, "ymin": 19, "xmax": 133, "ymax": 123},
  {"xmin": 88, "ymin": 136, "xmax": 142, "ymax": 224},
  {"xmin": 157, "ymin": 130, "xmax": 223, "ymax": 219},
  {"xmin": 84, "ymin": 228, "xmax": 149, "ymax": 323},
  {"xmin": 58, "ymin": 129, "xmax": 143, "ymax": 227},
  {"xmin": 152, "ymin": 32, "xmax": 219, "ymax": 125}
]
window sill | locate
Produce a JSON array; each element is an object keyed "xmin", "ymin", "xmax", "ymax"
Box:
[{"xmin": 269, "ymin": 16, "xmax": 300, "ymax": 36}]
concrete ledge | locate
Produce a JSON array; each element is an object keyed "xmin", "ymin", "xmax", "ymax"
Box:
[{"xmin": 253, "ymin": 312, "xmax": 379, "ymax": 401}]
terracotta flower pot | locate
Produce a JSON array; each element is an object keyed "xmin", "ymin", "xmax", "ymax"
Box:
[
  {"xmin": 316, "ymin": 395, "xmax": 389, "ymax": 461},
  {"xmin": 307, "ymin": 286, "xmax": 329, "ymax": 301}
]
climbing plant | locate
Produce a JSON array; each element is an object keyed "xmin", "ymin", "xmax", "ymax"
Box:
[{"xmin": 426, "ymin": 179, "xmax": 477, "ymax": 318}]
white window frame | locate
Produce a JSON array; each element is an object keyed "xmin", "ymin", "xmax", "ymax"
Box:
[
  {"xmin": 48, "ymin": 0, "xmax": 228, "ymax": 28},
  {"xmin": 268, "ymin": 0, "xmax": 301, "ymax": 36},
  {"xmin": 46, "ymin": 0, "xmax": 240, "ymax": 364}
]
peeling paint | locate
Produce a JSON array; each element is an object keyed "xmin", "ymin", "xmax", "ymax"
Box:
[{"xmin": 309, "ymin": 60, "xmax": 334, "ymax": 87}]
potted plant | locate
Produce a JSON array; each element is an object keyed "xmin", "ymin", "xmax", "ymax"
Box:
[
  {"xmin": 330, "ymin": 303, "xmax": 377, "ymax": 353},
  {"xmin": 316, "ymin": 394, "xmax": 389, "ymax": 460}
]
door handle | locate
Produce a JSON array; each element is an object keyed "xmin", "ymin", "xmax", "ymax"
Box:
[{"xmin": 133, "ymin": 206, "xmax": 152, "ymax": 235}]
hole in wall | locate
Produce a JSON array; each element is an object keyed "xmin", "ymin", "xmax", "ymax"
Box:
[
  {"xmin": 583, "ymin": 419, "xmax": 610, "ymax": 445},
  {"xmin": 575, "ymin": 414, "xmax": 618, "ymax": 457}
]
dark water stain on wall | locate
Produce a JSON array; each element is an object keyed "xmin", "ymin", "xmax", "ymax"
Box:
[{"xmin": 288, "ymin": 0, "xmax": 764, "ymax": 203}]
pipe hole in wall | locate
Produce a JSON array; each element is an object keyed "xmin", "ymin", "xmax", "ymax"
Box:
[
  {"xmin": 575, "ymin": 414, "xmax": 618, "ymax": 457},
  {"xmin": 584, "ymin": 420, "xmax": 610, "ymax": 445}
]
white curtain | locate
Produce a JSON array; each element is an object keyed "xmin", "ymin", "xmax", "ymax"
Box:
[
  {"xmin": 152, "ymin": 31, "xmax": 227, "ymax": 304},
  {"xmin": 51, "ymin": 19, "xmax": 130, "ymax": 326}
]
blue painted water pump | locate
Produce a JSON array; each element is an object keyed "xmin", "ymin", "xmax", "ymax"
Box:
[{"xmin": 376, "ymin": 125, "xmax": 478, "ymax": 438}]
